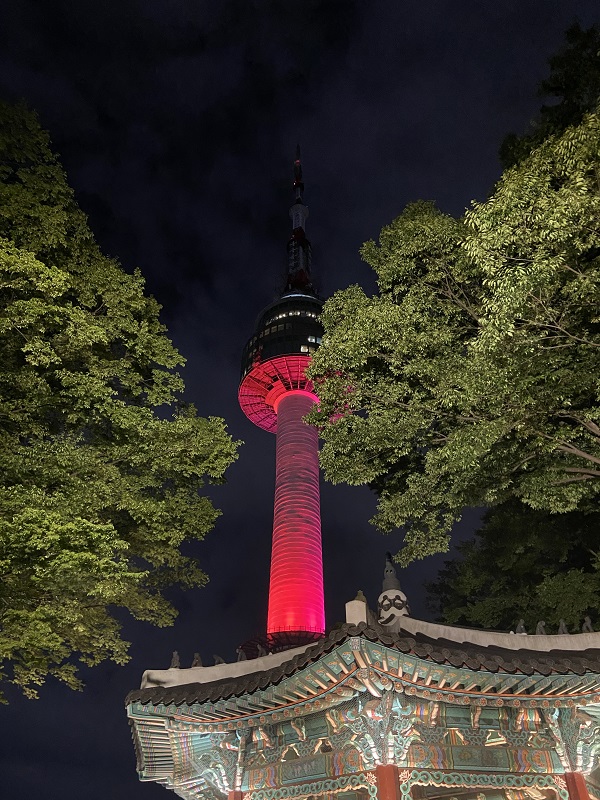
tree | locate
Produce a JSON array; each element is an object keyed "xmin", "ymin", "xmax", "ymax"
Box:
[
  {"xmin": 427, "ymin": 502, "xmax": 600, "ymax": 632},
  {"xmin": 429, "ymin": 28, "xmax": 600, "ymax": 626},
  {"xmin": 500, "ymin": 23, "xmax": 600, "ymax": 168},
  {"xmin": 308, "ymin": 101, "xmax": 600, "ymax": 567},
  {"xmin": 0, "ymin": 102, "xmax": 240, "ymax": 699}
]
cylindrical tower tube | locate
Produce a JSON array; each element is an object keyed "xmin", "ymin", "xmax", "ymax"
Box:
[{"xmin": 267, "ymin": 390, "xmax": 325, "ymax": 635}]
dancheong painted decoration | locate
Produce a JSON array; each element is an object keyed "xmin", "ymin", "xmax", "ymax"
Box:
[
  {"xmin": 126, "ymin": 159, "xmax": 600, "ymax": 800},
  {"xmin": 127, "ymin": 586, "xmax": 600, "ymax": 800}
]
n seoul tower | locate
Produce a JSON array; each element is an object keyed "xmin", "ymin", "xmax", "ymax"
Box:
[{"xmin": 239, "ymin": 148, "xmax": 325, "ymax": 650}]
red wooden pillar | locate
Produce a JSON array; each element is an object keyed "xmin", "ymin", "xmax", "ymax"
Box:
[
  {"xmin": 565, "ymin": 773, "xmax": 591, "ymax": 800},
  {"xmin": 228, "ymin": 792, "xmax": 244, "ymax": 800},
  {"xmin": 376, "ymin": 765, "xmax": 402, "ymax": 800}
]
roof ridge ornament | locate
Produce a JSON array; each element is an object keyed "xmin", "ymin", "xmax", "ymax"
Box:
[
  {"xmin": 382, "ymin": 551, "xmax": 402, "ymax": 592},
  {"xmin": 378, "ymin": 553, "xmax": 410, "ymax": 626}
]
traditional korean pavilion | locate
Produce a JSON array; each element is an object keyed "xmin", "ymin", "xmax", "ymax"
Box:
[{"xmin": 126, "ymin": 558, "xmax": 600, "ymax": 800}]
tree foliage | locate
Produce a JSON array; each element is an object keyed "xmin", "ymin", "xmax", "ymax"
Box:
[
  {"xmin": 0, "ymin": 102, "xmax": 240, "ymax": 699},
  {"xmin": 500, "ymin": 23, "xmax": 600, "ymax": 168},
  {"xmin": 427, "ymin": 502, "xmax": 600, "ymax": 632},
  {"xmin": 309, "ymin": 96, "xmax": 600, "ymax": 567}
]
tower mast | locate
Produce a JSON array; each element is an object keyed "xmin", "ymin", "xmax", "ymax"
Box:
[{"xmin": 238, "ymin": 149, "xmax": 325, "ymax": 650}]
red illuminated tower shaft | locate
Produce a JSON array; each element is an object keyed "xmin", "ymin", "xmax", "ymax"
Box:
[
  {"xmin": 239, "ymin": 148, "xmax": 325, "ymax": 647},
  {"xmin": 269, "ymin": 391, "xmax": 324, "ymax": 634}
]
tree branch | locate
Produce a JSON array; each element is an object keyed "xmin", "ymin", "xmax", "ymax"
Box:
[
  {"xmin": 556, "ymin": 414, "xmax": 600, "ymax": 440},
  {"xmin": 555, "ymin": 442, "xmax": 600, "ymax": 468}
]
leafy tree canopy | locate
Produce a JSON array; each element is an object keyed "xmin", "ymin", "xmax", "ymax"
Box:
[
  {"xmin": 500, "ymin": 23, "xmax": 600, "ymax": 167},
  {"xmin": 309, "ymin": 84, "xmax": 600, "ymax": 567},
  {"xmin": 427, "ymin": 501, "xmax": 600, "ymax": 632},
  {"xmin": 0, "ymin": 102, "xmax": 240, "ymax": 699}
]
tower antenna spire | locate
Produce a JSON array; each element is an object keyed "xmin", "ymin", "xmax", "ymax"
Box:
[
  {"xmin": 287, "ymin": 145, "xmax": 312, "ymax": 293},
  {"xmin": 293, "ymin": 144, "xmax": 304, "ymax": 203}
]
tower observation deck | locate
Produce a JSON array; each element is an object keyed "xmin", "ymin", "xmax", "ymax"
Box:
[{"xmin": 238, "ymin": 148, "xmax": 325, "ymax": 650}]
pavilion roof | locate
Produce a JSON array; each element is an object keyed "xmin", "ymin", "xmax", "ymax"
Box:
[{"xmin": 126, "ymin": 621, "xmax": 600, "ymax": 709}]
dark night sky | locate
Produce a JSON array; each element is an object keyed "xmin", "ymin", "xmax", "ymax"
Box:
[{"xmin": 0, "ymin": 2, "xmax": 598, "ymax": 797}]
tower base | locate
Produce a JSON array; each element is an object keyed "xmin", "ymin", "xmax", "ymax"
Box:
[{"xmin": 239, "ymin": 630, "xmax": 324, "ymax": 659}]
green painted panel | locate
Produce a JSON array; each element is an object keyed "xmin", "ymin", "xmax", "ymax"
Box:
[
  {"xmin": 451, "ymin": 745, "xmax": 509, "ymax": 770},
  {"xmin": 281, "ymin": 754, "xmax": 328, "ymax": 783}
]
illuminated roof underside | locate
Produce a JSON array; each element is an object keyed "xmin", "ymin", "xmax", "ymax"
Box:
[{"xmin": 238, "ymin": 354, "xmax": 314, "ymax": 433}]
